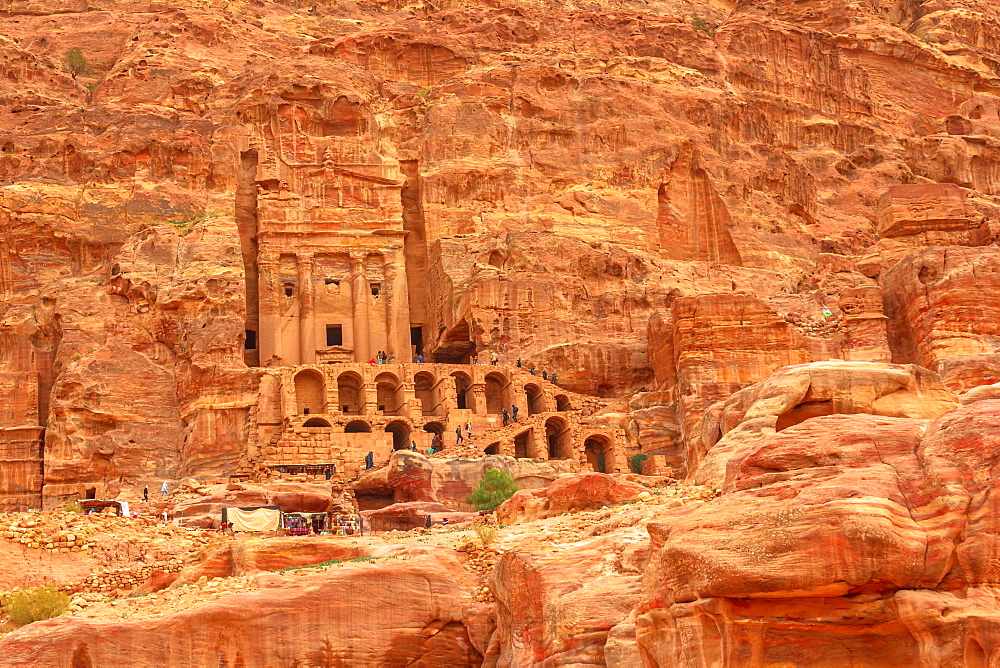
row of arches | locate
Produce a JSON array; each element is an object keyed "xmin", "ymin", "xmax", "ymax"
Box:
[
  {"xmin": 301, "ymin": 417, "xmax": 447, "ymax": 451},
  {"xmin": 296, "ymin": 369, "xmax": 406, "ymax": 415},
  {"xmin": 301, "ymin": 414, "xmax": 614, "ymax": 469},
  {"xmin": 293, "ymin": 368, "xmax": 574, "ymax": 417}
]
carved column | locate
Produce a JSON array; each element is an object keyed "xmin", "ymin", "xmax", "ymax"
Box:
[
  {"xmin": 258, "ymin": 260, "xmax": 281, "ymax": 363},
  {"xmin": 384, "ymin": 260, "xmax": 396, "ymax": 361},
  {"xmin": 350, "ymin": 252, "xmax": 371, "ymax": 363},
  {"xmin": 298, "ymin": 253, "xmax": 315, "ymax": 365},
  {"xmin": 385, "ymin": 250, "xmax": 412, "ymax": 361}
]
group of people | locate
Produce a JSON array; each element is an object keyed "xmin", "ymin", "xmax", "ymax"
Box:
[
  {"xmin": 411, "ymin": 437, "xmax": 441, "ymax": 456},
  {"xmin": 454, "ymin": 421, "xmax": 474, "ymax": 444},
  {"xmin": 411, "ymin": 349, "xmax": 561, "ymax": 386},
  {"xmin": 141, "ymin": 482, "xmax": 169, "ymax": 502},
  {"xmin": 502, "ymin": 404, "xmax": 520, "ymax": 427},
  {"xmin": 515, "ymin": 358, "xmax": 558, "ymax": 384},
  {"xmin": 369, "ymin": 351, "xmax": 394, "ymax": 364}
]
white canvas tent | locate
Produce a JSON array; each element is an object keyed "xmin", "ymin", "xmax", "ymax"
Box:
[{"xmin": 223, "ymin": 506, "xmax": 281, "ymax": 532}]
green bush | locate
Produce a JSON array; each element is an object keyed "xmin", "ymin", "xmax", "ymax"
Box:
[
  {"xmin": 467, "ymin": 468, "xmax": 520, "ymax": 512},
  {"xmin": 63, "ymin": 47, "xmax": 90, "ymax": 79},
  {"xmin": 692, "ymin": 16, "xmax": 716, "ymax": 37},
  {"xmin": 1, "ymin": 585, "xmax": 70, "ymax": 628},
  {"xmin": 630, "ymin": 453, "xmax": 649, "ymax": 474},
  {"xmin": 63, "ymin": 500, "xmax": 83, "ymax": 513}
]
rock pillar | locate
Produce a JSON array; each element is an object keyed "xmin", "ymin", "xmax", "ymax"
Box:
[
  {"xmin": 351, "ymin": 253, "xmax": 371, "ymax": 363},
  {"xmin": 471, "ymin": 383, "xmax": 487, "ymax": 416}
]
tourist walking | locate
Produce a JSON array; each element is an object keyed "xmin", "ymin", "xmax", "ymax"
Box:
[
  {"xmin": 455, "ymin": 426, "xmax": 464, "ymax": 444},
  {"xmin": 365, "ymin": 451, "xmax": 374, "ymax": 469},
  {"xmin": 502, "ymin": 408, "xmax": 510, "ymax": 427},
  {"xmin": 465, "ymin": 421, "xmax": 473, "ymax": 438},
  {"xmin": 143, "ymin": 485, "xmax": 148, "ymax": 502},
  {"xmin": 161, "ymin": 481, "xmax": 168, "ymax": 497},
  {"xmin": 490, "ymin": 351, "xmax": 499, "ymax": 365},
  {"xmin": 511, "ymin": 404, "xmax": 519, "ymax": 423}
]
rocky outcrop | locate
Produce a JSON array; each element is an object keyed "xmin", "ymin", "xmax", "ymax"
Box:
[
  {"xmin": 883, "ymin": 246, "xmax": 1000, "ymax": 393},
  {"xmin": 496, "ymin": 473, "xmax": 649, "ymax": 524},
  {"xmin": 645, "ymin": 290, "xmax": 892, "ymax": 474},
  {"xmin": 0, "ymin": 550, "xmax": 482, "ymax": 667},
  {"xmin": 352, "ymin": 452, "xmax": 581, "ymax": 511},
  {"xmin": 170, "ymin": 481, "xmax": 345, "ymax": 529},
  {"xmin": 362, "ymin": 501, "xmax": 478, "ymax": 531},
  {"xmin": 632, "ymin": 399, "xmax": 1000, "ymax": 666},
  {"xmin": 691, "ymin": 361, "xmax": 959, "ymax": 486},
  {"xmin": 488, "ymin": 531, "xmax": 647, "ymax": 666}
]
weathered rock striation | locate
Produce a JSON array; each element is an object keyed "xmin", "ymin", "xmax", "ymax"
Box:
[{"xmin": 0, "ymin": 0, "xmax": 1000, "ymax": 664}]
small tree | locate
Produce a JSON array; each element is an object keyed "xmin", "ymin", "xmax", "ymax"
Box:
[
  {"xmin": 467, "ymin": 468, "xmax": 520, "ymax": 512},
  {"xmin": 63, "ymin": 47, "xmax": 90, "ymax": 79},
  {"xmin": 630, "ymin": 453, "xmax": 649, "ymax": 474},
  {"xmin": 1, "ymin": 585, "xmax": 70, "ymax": 628}
]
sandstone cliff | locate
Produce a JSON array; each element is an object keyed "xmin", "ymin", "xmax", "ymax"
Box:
[{"xmin": 0, "ymin": 0, "xmax": 999, "ymax": 664}]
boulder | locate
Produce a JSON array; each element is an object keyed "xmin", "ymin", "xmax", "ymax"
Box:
[
  {"xmin": 488, "ymin": 532, "xmax": 646, "ymax": 666},
  {"xmin": 496, "ymin": 473, "xmax": 649, "ymax": 524},
  {"xmin": 170, "ymin": 482, "xmax": 335, "ymax": 529},
  {"xmin": 354, "ymin": 452, "xmax": 580, "ymax": 511},
  {"xmin": 362, "ymin": 501, "xmax": 478, "ymax": 532},
  {"xmin": 692, "ymin": 361, "xmax": 959, "ymax": 486}
]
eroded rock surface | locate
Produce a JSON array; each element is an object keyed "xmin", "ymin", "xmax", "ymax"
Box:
[{"xmin": 1, "ymin": 0, "xmax": 1000, "ymax": 664}]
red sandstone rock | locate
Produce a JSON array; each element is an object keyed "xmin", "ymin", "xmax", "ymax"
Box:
[
  {"xmin": 633, "ymin": 400, "xmax": 1000, "ymax": 665},
  {"xmin": 0, "ymin": 552, "xmax": 481, "ymax": 666},
  {"xmin": 883, "ymin": 246, "xmax": 1000, "ymax": 392},
  {"xmin": 691, "ymin": 361, "xmax": 959, "ymax": 485},
  {"xmin": 353, "ymin": 452, "xmax": 581, "ymax": 511},
  {"xmin": 168, "ymin": 537, "xmax": 456, "ymax": 586},
  {"xmin": 496, "ymin": 473, "xmax": 648, "ymax": 524},
  {"xmin": 487, "ymin": 532, "xmax": 646, "ymax": 666},
  {"xmin": 1, "ymin": 0, "xmax": 1000, "ymax": 663},
  {"xmin": 362, "ymin": 501, "xmax": 477, "ymax": 531},
  {"xmin": 171, "ymin": 482, "xmax": 336, "ymax": 529}
]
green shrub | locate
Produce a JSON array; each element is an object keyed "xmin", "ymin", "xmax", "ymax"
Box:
[
  {"xmin": 63, "ymin": 47, "xmax": 90, "ymax": 79},
  {"xmin": 692, "ymin": 16, "xmax": 716, "ymax": 37},
  {"xmin": 63, "ymin": 500, "xmax": 83, "ymax": 513},
  {"xmin": 630, "ymin": 453, "xmax": 649, "ymax": 474},
  {"xmin": 467, "ymin": 468, "xmax": 520, "ymax": 512},
  {"xmin": 1, "ymin": 585, "xmax": 70, "ymax": 628}
]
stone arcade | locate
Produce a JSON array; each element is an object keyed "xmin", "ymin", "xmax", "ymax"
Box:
[{"xmin": 243, "ymin": 362, "xmax": 624, "ymax": 478}]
